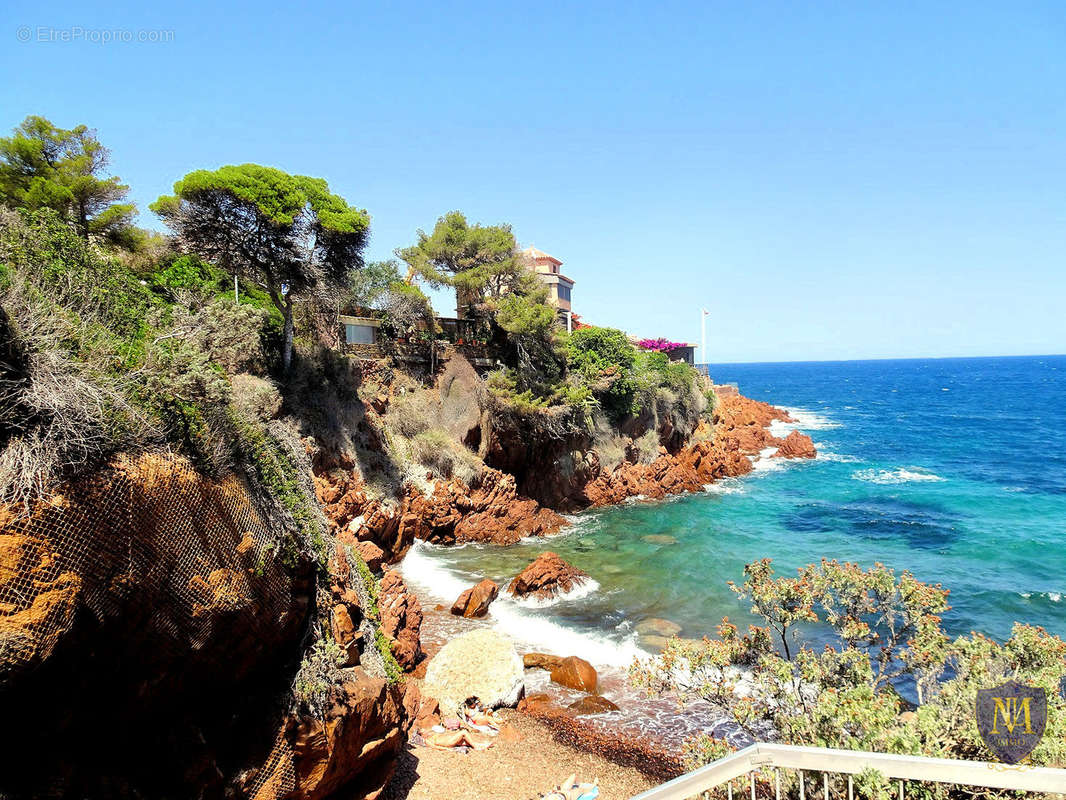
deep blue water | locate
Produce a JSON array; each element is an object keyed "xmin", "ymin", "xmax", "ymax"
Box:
[{"xmin": 403, "ymin": 355, "xmax": 1066, "ymax": 666}]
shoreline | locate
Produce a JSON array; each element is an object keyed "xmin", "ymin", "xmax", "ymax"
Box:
[{"xmin": 392, "ymin": 394, "xmax": 818, "ymax": 777}]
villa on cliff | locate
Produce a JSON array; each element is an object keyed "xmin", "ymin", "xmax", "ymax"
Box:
[
  {"xmin": 519, "ymin": 246, "xmax": 575, "ymax": 332},
  {"xmin": 339, "ymin": 244, "xmax": 577, "ymax": 351}
]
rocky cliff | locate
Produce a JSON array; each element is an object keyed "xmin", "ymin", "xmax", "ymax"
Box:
[{"xmin": 0, "ymin": 453, "xmax": 408, "ymax": 800}]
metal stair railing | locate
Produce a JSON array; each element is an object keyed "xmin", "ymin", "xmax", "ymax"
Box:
[{"xmin": 629, "ymin": 743, "xmax": 1066, "ymax": 800}]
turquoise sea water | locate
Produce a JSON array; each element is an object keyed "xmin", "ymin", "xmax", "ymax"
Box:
[{"xmin": 403, "ymin": 355, "xmax": 1066, "ymax": 671}]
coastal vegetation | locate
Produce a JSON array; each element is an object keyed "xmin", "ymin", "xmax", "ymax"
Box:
[
  {"xmin": 0, "ymin": 116, "xmax": 137, "ymax": 245},
  {"xmin": 632, "ymin": 559, "xmax": 1066, "ymax": 795}
]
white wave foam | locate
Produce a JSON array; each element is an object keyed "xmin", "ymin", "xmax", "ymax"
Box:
[
  {"xmin": 518, "ymin": 512, "xmax": 596, "ymax": 544},
  {"xmin": 704, "ymin": 478, "xmax": 746, "ymax": 495},
  {"xmin": 752, "ymin": 446, "xmax": 785, "ymax": 473},
  {"xmin": 777, "ymin": 407, "xmax": 843, "ymax": 431},
  {"xmin": 509, "ymin": 578, "xmax": 602, "ymax": 609},
  {"xmin": 816, "ymin": 450, "xmax": 861, "ymax": 463},
  {"xmin": 851, "ymin": 467, "xmax": 946, "ymax": 485},
  {"xmin": 400, "ymin": 541, "xmax": 647, "ymax": 667},
  {"xmin": 1019, "ymin": 591, "xmax": 1063, "ymax": 603}
]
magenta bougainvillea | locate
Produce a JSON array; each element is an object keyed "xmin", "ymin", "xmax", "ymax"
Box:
[{"xmin": 637, "ymin": 338, "xmax": 686, "ymax": 352}]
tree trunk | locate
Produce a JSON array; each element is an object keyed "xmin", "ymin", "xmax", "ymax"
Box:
[{"xmin": 282, "ymin": 300, "xmax": 294, "ymax": 372}]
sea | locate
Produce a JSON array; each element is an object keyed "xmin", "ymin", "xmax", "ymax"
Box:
[{"xmin": 401, "ymin": 355, "xmax": 1066, "ymax": 744}]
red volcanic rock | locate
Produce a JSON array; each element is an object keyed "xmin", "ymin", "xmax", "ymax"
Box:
[
  {"xmin": 549, "ymin": 655, "xmax": 598, "ymax": 693},
  {"xmin": 378, "ymin": 569, "xmax": 423, "ymax": 671},
  {"xmin": 273, "ymin": 670, "xmax": 406, "ymax": 800},
  {"xmin": 581, "ymin": 435, "xmax": 754, "ymax": 509},
  {"xmin": 567, "ymin": 694, "xmax": 619, "ymax": 714},
  {"xmin": 353, "ymin": 540, "xmax": 385, "ymax": 573},
  {"xmin": 712, "ymin": 394, "xmax": 792, "ymax": 455},
  {"xmin": 507, "ymin": 552, "xmax": 590, "ymax": 600},
  {"xmin": 330, "ymin": 604, "xmax": 361, "ymax": 667},
  {"xmin": 317, "ymin": 464, "xmax": 566, "ymax": 563},
  {"xmin": 523, "ymin": 652, "xmax": 564, "ymax": 671},
  {"xmin": 419, "ymin": 469, "xmax": 568, "ymax": 546},
  {"xmin": 517, "ymin": 692, "xmax": 559, "ymax": 714},
  {"xmin": 403, "ymin": 681, "xmax": 441, "ymax": 732},
  {"xmin": 772, "ymin": 431, "xmax": 817, "ymax": 459},
  {"xmin": 450, "ymin": 578, "xmax": 499, "ymax": 618}
]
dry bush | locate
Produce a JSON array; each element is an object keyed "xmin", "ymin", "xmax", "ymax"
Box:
[
  {"xmin": 386, "ymin": 389, "xmax": 438, "ymax": 438},
  {"xmin": 231, "ymin": 374, "xmax": 283, "ymax": 423},
  {"xmin": 590, "ymin": 413, "xmax": 627, "ymax": 471},
  {"xmin": 410, "ymin": 429, "xmax": 482, "ymax": 485},
  {"xmin": 633, "ymin": 429, "xmax": 661, "ymax": 464},
  {"xmin": 0, "ymin": 279, "xmax": 155, "ymax": 507}
]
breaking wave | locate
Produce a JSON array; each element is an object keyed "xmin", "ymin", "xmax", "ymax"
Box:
[{"xmin": 851, "ymin": 467, "xmax": 946, "ymax": 485}]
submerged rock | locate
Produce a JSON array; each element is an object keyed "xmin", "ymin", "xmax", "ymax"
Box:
[
  {"xmin": 507, "ymin": 551, "xmax": 590, "ymax": 600},
  {"xmin": 641, "ymin": 534, "xmax": 678, "ymax": 545},
  {"xmin": 636, "ymin": 617, "xmax": 682, "ymax": 638},
  {"xmin": 422, "ymin": 629, "xmax": 525, "ymax": 715},
  {"xmin": 567, "ymin": 694, "xmax": 620, "ymax": 715},
  {"xmin": 450, "ymin": 578, "xmax": 499, "ymax": 618},
  {"xmin": 640, "ymin": 634, "xmax": 671, "ymax": 652}
]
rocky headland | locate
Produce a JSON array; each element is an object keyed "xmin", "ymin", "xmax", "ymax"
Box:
[{"xmin": 0, "ymin": 346, "xmax": 812, "ymax": 800}]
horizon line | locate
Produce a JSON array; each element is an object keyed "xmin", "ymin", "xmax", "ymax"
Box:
[{"xmin": 700, "ymin": 352, "xmax": 1066, "ymax": 366}]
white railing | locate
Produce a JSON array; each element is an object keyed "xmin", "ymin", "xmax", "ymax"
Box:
[{"xmin": 629, "ymin": 743, "xmax": 1066, "ymax": 800}]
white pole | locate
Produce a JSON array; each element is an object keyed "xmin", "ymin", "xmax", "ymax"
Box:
[
  {"xmin": 701, "ymin": 308, "xmax": 707, "ymax": 365},
  {"xmin": 234, "ymin": 274, "xmax": 239, "ymax": 304}
]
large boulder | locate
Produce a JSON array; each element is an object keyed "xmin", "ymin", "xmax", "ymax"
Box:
[
  {"xmin": 549, "ymin": 655, "xmax": 598, "ymax": 693},
  {"xmin": 422, "ymin": 629, "xmax": 525, "ymax": 716},
  {"xmin": 773, "ymin": 430, "xmax": 817, "ymax": 459},
  {"xmin": 523, "ymin": 652, "xmax": 564, "ymax": 671},
  {"xmin": 507, "ymin": 552, "xmax": 590, "ymax": 601},
  {"xmin": 450, "ymin": 578, "xmax": 499, "ymax": 618}
]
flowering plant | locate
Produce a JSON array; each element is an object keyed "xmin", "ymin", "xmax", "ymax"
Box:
[{"xmin": 637, "ymin": 337, "xmax": 685, "ymax": 352}]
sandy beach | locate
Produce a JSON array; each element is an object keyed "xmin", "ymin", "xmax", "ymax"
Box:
[{"xmin": 382, "ymin": 710, "xmax": 656, "ymax": 800}]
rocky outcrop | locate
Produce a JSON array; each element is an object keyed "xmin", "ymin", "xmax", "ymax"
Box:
[
  {"xmin": 378, "ymin": 569, "xmax": 423, "ymax": 671},
  {"xmin": 422, "ymin": 629, "xmax": 525, "ymax": 716},
  {"xmin": 405, "ymin": 469, "xmax": 567, "ymax": 546},
  {"xmin": 451, "ymin": 578, "xmax": 499, "ymax": 618},
  {"xmin": 507, "ymin": 552, "xmax": 591, "ymax": 600},
  {"xmin": 245, "ymin": 670, "xmax": 406, "ymax": 800},
  {"xmin": 713, "ymin": 394, "xmax": 793, "ymax": 454},
  {"xmin": 773, "ymin": 430, "xmax": 817, "ymax": 459},
  {"xmin": 316, "ymin": 465, "xmax": 566, "ymax": 564}
]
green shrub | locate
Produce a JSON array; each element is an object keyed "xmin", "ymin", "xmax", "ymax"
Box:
[{"xmin": 566, "ymin": 326, "xmax": 635, "ymax": 374}]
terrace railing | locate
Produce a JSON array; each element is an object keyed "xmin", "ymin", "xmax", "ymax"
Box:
[{"xmin": 629, "ymin": 743, "xmax": 1066, "ymax": 800}]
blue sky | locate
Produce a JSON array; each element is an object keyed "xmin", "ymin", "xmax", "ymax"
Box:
[{"xmin": 2, "ymin": 0, "xmax": 1063, "ymax": 361}]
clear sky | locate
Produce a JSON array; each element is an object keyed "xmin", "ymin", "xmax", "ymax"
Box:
[{"xmin": 2, "ymin": 1, "xmax": 1063, "ymax": 362}]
